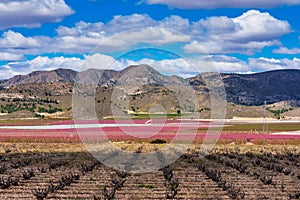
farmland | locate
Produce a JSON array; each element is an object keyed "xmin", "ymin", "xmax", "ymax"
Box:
[
  {"xmin": 1, "ymin": 0, "xmax": 300, "ymax": 198},
  {"xmin": 0, "ymin": 143, "xmax": 300, "ymax": 199},
  {"xmin": 0, "ymin": 119, "xmax": 299, "ymax": 199},
  {"xmin": 1, "ymin": 119, "xmax": 300, "ymax": 144}
]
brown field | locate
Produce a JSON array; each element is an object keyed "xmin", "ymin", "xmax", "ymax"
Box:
[
  {"xmin": 0, "ymin": 141, "xmax": 300, "ymax": 199},
  {"xmin": 0, "ymin": 119, "xmax": 300, "ymax": 199}
]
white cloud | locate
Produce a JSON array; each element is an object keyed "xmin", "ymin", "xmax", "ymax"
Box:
[
  {"xmin": 196, "ymin": 16, "xmax": 236, "ymax": 35},
  {"xmin": 0, "ymin": 0, "xmax": 74, "ymax": 29},
  {"xmin": 0, "ymin": 31, "xmax": 41, "ymax": 48},
  {"xmin": 0, "ymin": 54, "xmax": 251, "ymax": 80},
  {"xmin": 56, "ymin": 21, "xmax": 105, "ymax": 37},
  {"xmin": 106, "ymin": 14, "xmax": 158, "ymax": 33},
  {"xmin": 53, "ymin": 11, "xmax": 290, "ymax": 55},
  {"xmin": 1, "ymin": 53, "xmax": 300, "ymax": 81},
  {"xmin": 0, "ymin": 54, "xmax": 119, "ymax": 79},
  {"xmin": 273, "ymin": 47, "xmax": 300, "ymax": 54},
  {"xmin": 119, "ymin": 57, "xmax": 196, "ymax": 78},
  {"xmin": 82, "ymin": 54, "xmax": 250, "ymax": 77},
  {"xmin": 81, "ymin": 54, "xmax": 197, "ymax": 78},
  {"xmin": 52, "ymin": 35, "xmax": 102, "ymax": 54},
  {"xmin": 0, "ymin": 56, "xmax": 84, "ymax": 79},
  {"xmin": 0, "ymin": 54, "xmax": 127, "ymax": 79},
  {"xmin": 189, "ymin": 55, "xmax": 250, "ymax": 73},
  {"xmin": 55, "ymin": 27, "xmax": 191, "ymax": 53},
  {"xmin": 0, "ymin": 52, "xmax": 24, "ymax": 61},
  {"xmin": 51, "ymin": 15, "xmax": 191, "ymax": 53},
  {"xmin": 84, "ymin": 54, "xmax": 116, "ymax": 69},
  {"xmin": 112, "ymin": 27, "xmax": 190, "ymax": 46},
  {"xmin": 55, "ymin": 14, "xmax": 190, "ymax": 53},
  {"xmin": 56, "ymin": 14, "xmax": 157, "ymax": 37},
  {"xmin": 0, "ymin": 30, "xmax": 52, "ymax": 56},
  {"xmin": 231, "ymin": 10, "xmax": 290, "ymax": 42},
  {"xmin": 184, "ymin": 39, "xmax": 280, "ymax": 55},
  {"xmin": 249, "ymin": 57, "xmax": 300, "ymax": 71},
  {"xmin": 184, "ymin": 41, "xmax": 213, "ymax": 54},
  {"xmin": 184, "ymin": 10, "xmax": 290, "ymax": 54},
  {"xmin": 159, "ymin": 15, "xmax": 190, "ymax": 33},
  {"xmin": 0, "ymin": 11, "xmax": 293, "ymax": 59},
  {"xmin": 144, "ymin": 0, "xmax": 300, "ymax": 9}
]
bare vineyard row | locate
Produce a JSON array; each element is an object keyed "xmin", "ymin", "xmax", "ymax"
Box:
[{"xmin": 0, "ymin": 146, "xmax": 299, "ymax": 199}]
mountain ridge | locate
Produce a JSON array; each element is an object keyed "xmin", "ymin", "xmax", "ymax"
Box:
[{"xmin": 1, "ymin": 65, "xmax": 300, "ymax": 106}]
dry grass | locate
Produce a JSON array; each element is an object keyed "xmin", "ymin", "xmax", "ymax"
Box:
[{"xmin": 0, "ymin": 142, "xmax": 85, "ymax": 154}]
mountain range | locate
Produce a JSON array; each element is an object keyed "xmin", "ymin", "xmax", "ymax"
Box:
[
  {"xmin": 190, "ymin": 69, "xmax": 300, "ymax": 106},
  {"xmin": 1, "ymin": 65, "xmax": 300, "ymax": 106}
]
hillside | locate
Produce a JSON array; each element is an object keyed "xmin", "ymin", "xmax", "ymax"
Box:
[
  {"xmin": 189, "ymin": 69, "xmax": 300, "ymax": 106},
  {"xmin": 0, "ymin": 65, "xmax": 187, "ymax": 87},
  {"xmin": 1, "ymin": 68, "xmax": 77, "ymax": 87},
  {"xmin": 115, "ymin": 64, "xmax": 188, "ymax": 86},
  {"xmin": 0, "ymin": 66, "xmax": 300, "ymax": 119}
]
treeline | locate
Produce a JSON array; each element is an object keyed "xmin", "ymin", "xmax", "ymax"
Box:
[
  {"xmin": 0, "ymin": 103, "xmax": 36, "ymax": 113},
  {"xmin": 267, "ymin": 107, "xmax": 294, "ymax": 119},
  {"xmin": 37, "ymin": 106, "xmax": 62, "ymax": 114},
  {"xmin": 1, "ymin": 97, "xmax": 59, "ymax": 104},
  {"xmin": 0, "ymin": 103, "xmax": 62, "ymax": 114}
]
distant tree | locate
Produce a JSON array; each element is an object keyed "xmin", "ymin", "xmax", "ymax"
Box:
[{"xmin": 131, "ymin": 106, "xmax": 136, "ymax": 112}]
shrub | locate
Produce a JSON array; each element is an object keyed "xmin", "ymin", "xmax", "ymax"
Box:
[{"xmin": 150, "ymin": 139, "xmax": 167, "ymax": 144}]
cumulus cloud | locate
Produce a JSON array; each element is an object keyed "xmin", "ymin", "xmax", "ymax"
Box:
[
  {"xmin": 1, "ymin": 53, "xmax": 300, "ymax": 80},
  {"xmin": 56, "ymin": 14, "xmax": 157, "ymax": 37},
  {"xmin": 52, "ymin": 11, "xmax": 292, "ymax": 55},
  {"xmin": 0, "ymin": 54, "xmax": 252, "ymax": 80},
  {"xmin": 84, "ymin": 54, "xmax": 116, "ymax": 69},
  {"xmin": 0, "ymin": 56, "xmax": 84, "ymax": 79},
  {"xmin": 0, "ymin": 52, "xmax": 24, "ymax": 61},
  {"xmin": 0, "ymin": 54, "xmax": 127, "ymax": 79},
  {"xmin": 184, "ymin": 41, "xmax": 212, "ymax": 54},
  {"xmin": 81, "ymin": 54, "xmax": 250, "ymax": 77},
  {"xmin": 249, "ymin": 57, "xmax": 300, "ymax": 71},
  {"xmin": 119, "ymin": 56, "xmax": 299, "ymax": 77},
  {"xmin": 231, "ymin": 10, "xmax": 290, "ymax": 42},
  {"xmin": 111, "ymin": 27, "xmax": 190, "ymax": 45},
  {"xmin": 159, "ymin": 15, "xmax": 190, "ymax": 33},
  {"xmin": 0, "ymin": 30, "xmax": 41, "ymax": 48},
  {"xmin": 184, "ymin": 10, "xmax": 290, "ymax": 54},
  {"xmin": 116, "ymin": 57, "xmax": 196, "ymax": 77},
  {"xmin": 0, "ymin": 9, "xmax": 297, "ymax": 79},
  {"xmin": 273, "ymin": 47, "xmax": 300, "ymax": 54},
  {"xmin": 144, "ymin": 0, "xmax": 300, "ymax": 9},
  {"xmin": 0, "ymin": 11, "xmax": 293, "ymax": 60},
  {"xmin": 0, "ymin": 0, "xmax": 74, "ymax": 29},
  {"xmin": 106, "ymin": 14, "xmax": 158, "ymax": 33},
  {"xmin": 55, "ymin": 26, "xmax": 190, "ymax": 53},
  {"xmin": 52, "ymin": 35, "xmax": 102, "ymax": 54},
  {"xmin": 56, "ymin": 21, "xmax": 105, "ymax": 37},
  {"xmin": 0, "ymin": 30, "xmax": 53, "ymax": 57},
  {"xmin": 46, "ymin": 15, "xmax": 190, "ymax": 54},
  {"xmin": 187, "ymin": 55, "xmax": 250, "ymax": 73},
  {"xmin": 135, "ymin": 56, "xmax": 249, "ymax": 77}
]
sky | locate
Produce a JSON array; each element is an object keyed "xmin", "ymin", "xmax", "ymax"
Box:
[{"xmin": 0, "ymin": 0, "xmax": 300, "ymax": 79}]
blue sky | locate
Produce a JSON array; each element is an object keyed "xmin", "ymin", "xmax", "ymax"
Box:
[{"xmin": 0, "ymin": 0, "xmax": 300, "ymax": 79}]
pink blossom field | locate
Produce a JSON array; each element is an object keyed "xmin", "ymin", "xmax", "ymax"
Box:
[{"xmin": 0, "ymin": 119, "xmax": 299, "ymax": 143}]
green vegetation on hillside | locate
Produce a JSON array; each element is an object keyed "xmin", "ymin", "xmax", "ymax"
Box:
[
  {"xmin": 37, "ymin": 106, "xmax": 63, "ymax": 114},
  {"xmin": 267, "ymin": 107, "xmax": 294, "ymax": 119},
  {"xmin": 0, "ymin": 96, "xmax": 63, "ymax": 115},
  {"xmin": 0, "ymin": 103, "xmax": 36, "ymax": 113}
]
